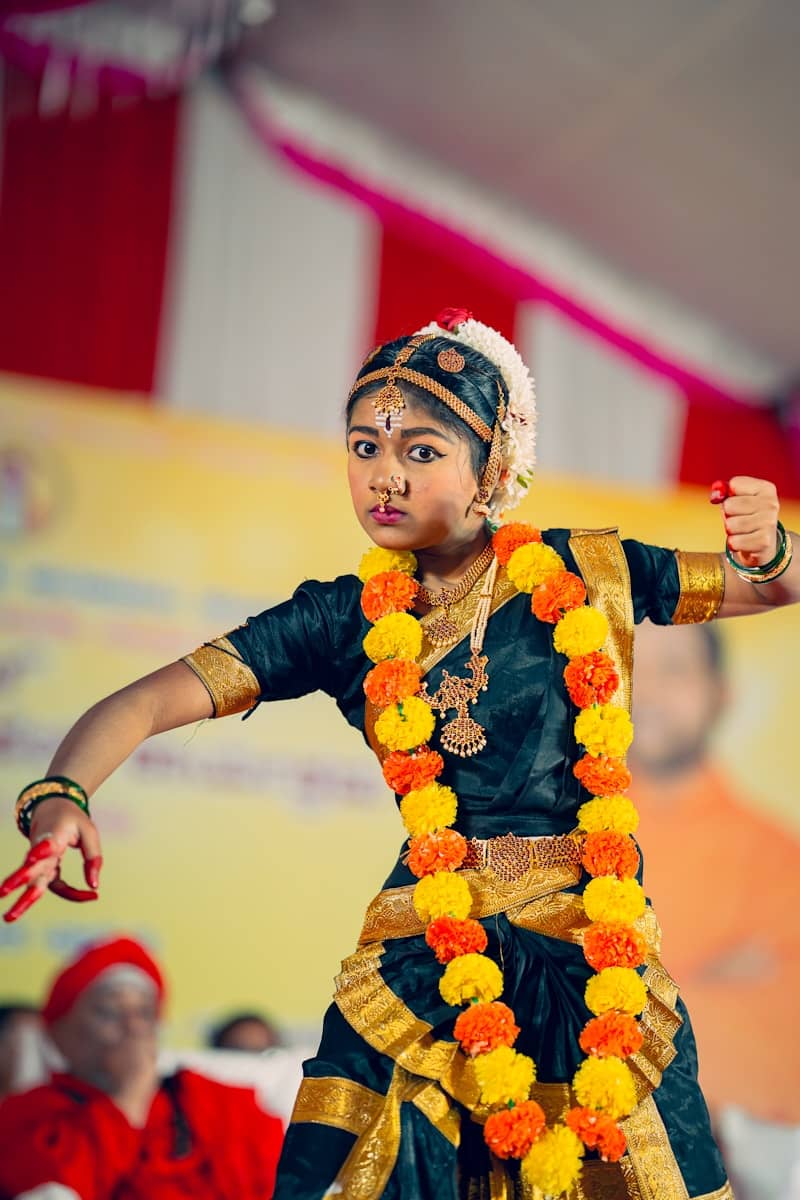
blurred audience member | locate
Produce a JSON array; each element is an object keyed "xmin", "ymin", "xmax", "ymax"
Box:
[
  {"xmin": 0, "ymin": 1005, "xmax": 41, "ymax": 1101},
  {"xmin": 208, "ymin": 1012, "xmax": 281, "ymax": 1054},
  {"xmin": 630, "ymin": 620, "xmax": 800, "ymax": 1122},
  {"xmin": 0, "ymin": 937, "xmax": 283, "ymax": 1200}
]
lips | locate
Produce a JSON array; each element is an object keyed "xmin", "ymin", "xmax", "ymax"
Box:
[{"xmin": 370, "ymin": 505, "xmax": 406, "ymax": 525}]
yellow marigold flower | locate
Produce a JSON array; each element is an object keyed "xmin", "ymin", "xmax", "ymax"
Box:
[
  {"xmin": 584, "ymin": 877, "xmax": 646, "ymax": 925},
  {"xmin": 572, "ymin": 1055, "xmax": 637, "ymax": 1119},
  {"xmin": 358, "ymin": 547, "xmax": 417, "ymax": 583},
  {"xmin": 374, "ymin": 697, "xmax": 435, "ymax": 752},
  {"xmin": 363, "ymin": 613, "xmax": 423, "ymax": 663},
  {"xmin": 413, "ymin": 871, "xmax": 472, "ymax": 922},
  {"xmin": 474, "ymin": 1045, "xmax": 536, "ymax": 1107},
  {"xmin": 577, "ymin": 795, "xmax": 639, "ymax": 835},
  {"xmin": 506, "ymin": 542, "xmax": 565, "ymax": 593},
  {"xmin": 553, "ymin": 606, "xmax": 608, "ymax": 657},
  {"xmin": 439, "ymin": 953, "xmax": 503, "ymax": 1006},
  {"xmin": 522, "ymin": 1125, "xmax": 584, "ymax": 1195},
  {"xmin": 585, "ymin": 967, "xmax": 648, "ymax": 1017},
  {"xmin": 574, "ymin": 706, "xmax": 634, "ymax": 759},
  {"xmin": 400, "ymin": 782, "xmax": 458, "ymax": 837}
]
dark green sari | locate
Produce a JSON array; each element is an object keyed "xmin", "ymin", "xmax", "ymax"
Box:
[{"xmin": 187, "ymin": 529, "xmax": 732, "ymax": 1200}]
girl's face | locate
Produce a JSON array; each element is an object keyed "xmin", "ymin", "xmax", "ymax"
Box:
[{"xmin": 347, "ymin": 392, "xmax": 487, "ymax": 552}]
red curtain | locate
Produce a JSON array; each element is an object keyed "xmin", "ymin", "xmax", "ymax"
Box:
[{"xmin": 0, "ymin": 64, "xmax": 181, "ymax": 395}]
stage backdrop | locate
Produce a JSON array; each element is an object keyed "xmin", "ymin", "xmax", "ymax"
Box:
[{"xmin": 1, "ymin": 376, "xmax": 799, "ymax": 1121}]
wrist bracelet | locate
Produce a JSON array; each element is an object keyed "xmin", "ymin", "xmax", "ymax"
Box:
[
  {"xmin": 15, "ymin": 776, "xmax": 90, "ymax": 838},
  {"xmin": 725, "ymin": 522, "xmax": 793, "ymax": 585}
]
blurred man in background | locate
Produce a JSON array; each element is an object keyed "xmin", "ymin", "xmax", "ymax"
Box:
[
  {"xmin": 208, "ymin": 1011, "xmax": 281, "ymax": 1054},
  {"xmin": 630, "ymin": 620, "xmax": 800, "ymax": 1123},
  {"xmin": 0, "ymin": 937, "xmax": 283, "ymax": 1200}
]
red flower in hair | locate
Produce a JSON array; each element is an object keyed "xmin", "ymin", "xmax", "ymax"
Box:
[{"xmin": 436, "ymin": 307, "xmax": 473, "ymax": 331}]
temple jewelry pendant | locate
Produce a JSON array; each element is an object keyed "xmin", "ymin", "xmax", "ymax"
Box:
[
  {"xmin": 426, "ymin": 606, "xmax": 460, "ymax": 647},
  {"xmin": 424, "ymin": 652, "xmax": 489, "ymax": 758}
]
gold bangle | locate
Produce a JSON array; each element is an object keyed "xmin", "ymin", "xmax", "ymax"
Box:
[{"xmin": 728, "ymin": 529, "xmax": 793, "ymax": 585}]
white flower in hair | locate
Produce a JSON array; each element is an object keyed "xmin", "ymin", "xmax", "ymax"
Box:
[{"xmin": 415, "ymin": 308, "xmax": 537, "ymax": 516}]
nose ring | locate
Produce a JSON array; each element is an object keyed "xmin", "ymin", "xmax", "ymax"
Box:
[{"xmin": 376, "ymin": 475, "xmax": 405, "ymax": 512}]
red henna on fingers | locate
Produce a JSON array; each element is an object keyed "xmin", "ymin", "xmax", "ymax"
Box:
[
  {"xmin": 4, "ymin": 884, "xmax": 46, "ymax": 923},
  {"xmin": 84, "ymin": 855, "xmax": 103, "ymax": 890},
  {"xmin": 709, "ymin": 479, "xmax": 731, "ymax": 503},
  {"xmin": 49, "ymin": 876, "xmax": 98, "ymax": 903}
]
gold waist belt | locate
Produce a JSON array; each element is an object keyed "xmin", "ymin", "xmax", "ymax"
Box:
[{"xmin": 460, "ymin": 831, "xmax": 583, "ymax": 882}]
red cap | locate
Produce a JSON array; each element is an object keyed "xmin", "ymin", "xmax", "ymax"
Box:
[{"xmin": 42, "ymin": 936, "xmax": 166, "ymax": 1026}]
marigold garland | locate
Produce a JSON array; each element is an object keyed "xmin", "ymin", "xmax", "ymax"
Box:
[
  {"xmin": 572, "ymin": 1055, "xmax": 638, "ymax": 1119},
  {"xmin": 439, "ymin": 953, "xmax": 503, "ymax": 1006},
  {"xmin": 577, "ymin": 793, "xmax": 639, "ymax": 834},
  {"xmin": 382, "ymin": 747, "xmax": 444, "ymax": 795},
  {"xmin": 363, "ymin": 611, "xmax": 423, "ymax": 664},
  {"xmin": 358, "ymin": 547, "xmax": 417, "ymax": 583},
  {"xmin": 484, "ymin": 1100, "xmax": 546, "ymax": 1159},
  {"xmin": 565, "ymin": 1107, "xmax": 627, "ymax": 1161},
  {"xmin": 522, "ymin": 1126, "xmax": 585, "ymax": 1195},
  {"xmin": 399, "ymin": 782, "xmax": 458, "ymax": 837},
  {"xmin": 359, "ymin": 521, "xmax": 653, "ymax": 1196},
  {"xmin": 506, "ymin": 541, "xmax": 564, "ymax": 592},
  {"xmin": 581, "ymin": 831, "xmax": 640, "ymax": 880},
  {"xmin": 574, "ymin": 705, "xmax": 634, "ymax": 759},
  {"xmin": 532, "ymin": 570, "xmax": 587, "ymax": 623},
  {"xmin": 453, "ymin": 1001, "xmax": 520, "ymax": 1056},
  {"xmin": 553, "ymin": 605, "xmax": 608, "ymax": 657},
  {"xmin": 573, "ymin": 756, "xmax": 632, "ymax": 798},
  {"xmin": 492, "ymin": 523, "xmax": 542, "ymax": 566},
  {"xmin": 563, "ymin": 651, "xmax": 619, "ymax": 708},
  {"xmin": 425, "ymin": 915, "xmax": 488, "ymax": 964},
  {"xmin": 374, "ymin": 698, "xmax": 436, "ymax": 752},
  {"xmin": 585, "ymin": 967, "xmax": 648, "ymax": 1017},
  {"xmin": 583, "ymin": 876, "xmax": 646, "ymax": 925},
  {"xmin": 361, "ymin": 570, "xmax": 419, "ymax": 621},
  {"xmin": 583, "ymin": 922, "xmax": 647, "ymax": 972},
  {"xmin": 363, "ymin": 659, "xmax": 422, "ymax": 707},
  {"xmin": 407, "ymin": 829, "xmax": 468, "ymax": 876},
  {"xmin": 474, "ymin": 1045, "xmax": 536, "ymax": 1106},
  {"xmin": 579, "ymin": 1011, "xmax": 644, "ymax": 1060},
  {"xmin": 413, "ymin": 871, "xmax": 472, "ymax": 922}
]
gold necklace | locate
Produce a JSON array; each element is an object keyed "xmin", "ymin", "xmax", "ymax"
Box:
[
  {"xmin": 417, "ymin": 541, "xmax": 496, "ymax": 648},
  {"xmin": 422, "ymin": 556, "xmax": 499, "ymax": 757}
]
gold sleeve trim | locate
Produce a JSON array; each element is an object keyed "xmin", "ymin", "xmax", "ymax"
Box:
[
  {"xmin": 181, "ymin": 635, "xmax": 260, "ymax": 717},
  {"xmin": 569, "ymin": 528, "xmax": 634, "ymax": 714},
  {"xmin": 672, "ymin": 551, "xmax": 725, "ymax": 624}
]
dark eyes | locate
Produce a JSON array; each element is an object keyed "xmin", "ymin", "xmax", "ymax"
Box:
[{"xmin": 350, "ymin": 440, "xmax": 442, "ymax": 463}]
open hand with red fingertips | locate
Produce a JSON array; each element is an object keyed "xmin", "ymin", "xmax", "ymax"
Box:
[{"xmin": 1, "ymin": 797, "xmax": 102, "ymax": 922}]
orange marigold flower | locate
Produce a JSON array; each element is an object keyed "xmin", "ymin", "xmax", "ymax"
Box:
[
  {"xmin": 563, "ymin": 652, "xmax": 620, "ymax": 708},
  {"xmin": 492, "ymin": 523, "xmax": 542, "ymax": 566},
  {"xmin": 579, "ymin": 1012, "xmax": 644, "ymax": 1060},
  {"xmin": 484, "ymin": 1100, "xmax": 546, "ymax": 1159},
  {"xmin": 425, "ymin": 915, "xmax": 488, "ymax": 964},
  {"xmin": 531, "ymin": 571, "xmax": 587, "ymax": 624},
  {"xmin": 363, "ymin": 659, "xmax": 422, "ymax": 707},
  {"xmin": 583, "ymin": 923, "xmax": 647, "ymax": 972},
  {"xmin": 382, "ymin": 747, "xmax": 444, "ymax": 795},
  {"xmin": 453, "ymin": 1001, "xmax": 520, "ymax": 1056},
  {"xmin": 582, "ymin": 832, "xmax": 640, "ymax": 880},
  {"xmin": 573, "ymin": 755, "xmax": 632, "ymax": 797},
  {"xmin": 361, "ymin": 571, "xmax": 419, "ymax": 622},
  {"xmin": 407, "ymin": 829, "xmax": 468, "ymax": 877},
  {"xmin": 565, "ymin": 1107, "xmax": 627, "ymax": 1161}
]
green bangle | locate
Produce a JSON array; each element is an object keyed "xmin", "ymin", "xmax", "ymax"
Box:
[
  {"xmin": 725, "ymin": 521, "xmax": 786, "ymax": 576},
  {"xmin": 15, "ymin": 776, "xmax": 90, "ymax": 838}
]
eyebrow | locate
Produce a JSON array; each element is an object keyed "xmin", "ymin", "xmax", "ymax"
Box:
[{"xmin": 348, "ymin": 424, "xmax": 456, "ymax": 443}]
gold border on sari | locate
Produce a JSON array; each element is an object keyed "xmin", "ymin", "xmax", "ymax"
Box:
[
  {"xmin": 290, "ymin": 1075, "xmax": 383, "ymax": 1135},
  {"xmin": 672, "ymin": 551, "xmax": 725, "ymax": 624},
  {"xmin": 569, "ymin": 528, "xmax": 634, "ymax": 714},
  {"xmin": 181, "ymin": 635, "xmax": 260, "ymax": 717}
]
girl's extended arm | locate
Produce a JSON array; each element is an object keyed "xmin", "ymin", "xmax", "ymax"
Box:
[{"xmin": 1, "ymin": 661, "xmax": 213, "ymax": 922}]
